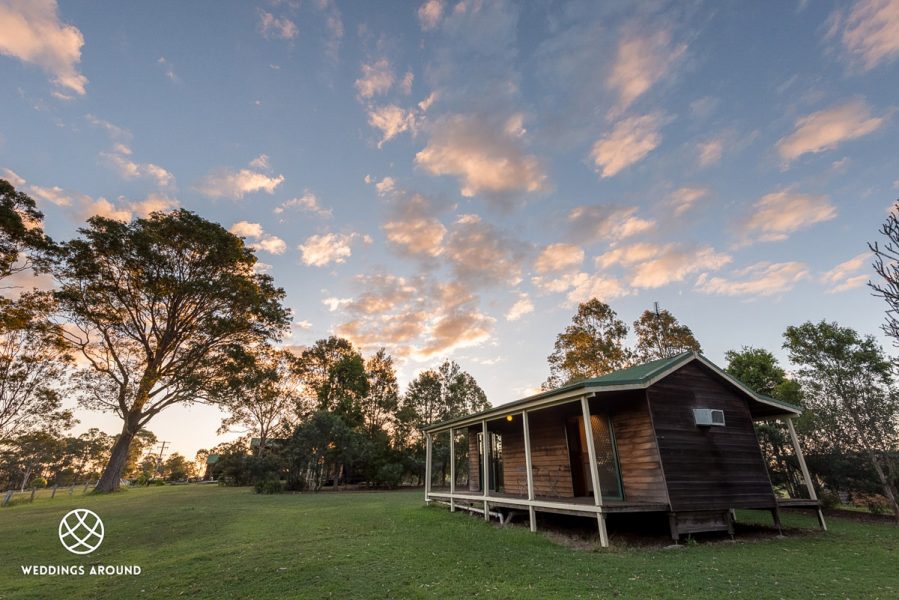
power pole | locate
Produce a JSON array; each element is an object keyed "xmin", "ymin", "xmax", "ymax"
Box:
[{"xmin": 155, "ymin": 441, "xmax": 169, "ymax": 476}]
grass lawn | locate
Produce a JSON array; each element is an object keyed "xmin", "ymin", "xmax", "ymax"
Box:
[{"xmin": 1, "ymin": 485, "xmax": 896, "ymax": 599}]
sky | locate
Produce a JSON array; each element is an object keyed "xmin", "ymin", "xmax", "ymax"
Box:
[{"xmin": 1, "ymin": 0, "xmax": 898, "ymax": 459}]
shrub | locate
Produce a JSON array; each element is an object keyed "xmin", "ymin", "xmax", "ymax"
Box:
[
  {"xmin": 31, "ymin": 476, "xmax": 48, "ymax": 489},
  {"xmin": 819, "ymin": 491, "xmax": 841, "ymax": 509},
  {"xmin": 374, "ymin": 463, "xmax": 404, "ymax": 489},
  {"xmin": 254, "ymin": 479, "xmax": 283, "ymax": 494}
]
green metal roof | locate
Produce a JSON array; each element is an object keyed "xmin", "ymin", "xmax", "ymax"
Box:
[
  {"xmin": 423, "ymin": 351, "xmax": 801, "ymax": 432},
  {"xmin": 577, "ymin": 352, "xmax": 694, "ymax": 386}
]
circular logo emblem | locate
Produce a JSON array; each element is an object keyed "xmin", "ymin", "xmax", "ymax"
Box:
[{"xmin": 58, "ymin": 509, "xmax": 104, "ymax": 555}]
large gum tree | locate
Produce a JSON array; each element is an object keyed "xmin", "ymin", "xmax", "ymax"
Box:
[{"xmin": 54, "ymin": 209, "xmax": 290, "ymax": 492}]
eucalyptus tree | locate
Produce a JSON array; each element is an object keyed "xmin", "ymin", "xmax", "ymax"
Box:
[
  {"xmin": 54, "ymin": 209, "xmax": 290, "ymax": 492},
  {"xmin": 218, "ymin": 345, "xmax": 302, "ymax": 457},
  {"xmin": 544, "ymin": 299, "xmax": 633, "ymax": 389},
  {"xmin": 783, "ymin": 321, "xmax": 899, "ymax": 519},
  {"xmin": 0, "ymin": 180, "xmax": 70, "ymax": 439},
  {"xmin": 0, "ymin": 178, "xmax": 52, "ymax": 280},
  {"xmin": 362, "ymin": 348, "xmax": 400, "ymax": 437},
  {"xmin": 633, "ymin": 307, "xmax": 701, "ymax": 361},
  {"xmin": 296, "ymin": 337, "xmax": 369, "ymax": 427}
]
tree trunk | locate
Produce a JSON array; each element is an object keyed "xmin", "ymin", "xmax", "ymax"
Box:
[
  {"xmin": 95, "ymin": 415, "xmax": 139, "ymax": 493},
  {"xmin": 868, "ymin": 451, "xmax": 899, "ymax": 521},
  {"xmin": 20, "ymin": 465, "xmax": 33, "ymax": 492}
]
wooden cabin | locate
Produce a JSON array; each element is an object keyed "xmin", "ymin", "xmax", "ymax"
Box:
[{"xmin": 422, "ymin": 352, "xmax": 825, "ymax": 545}]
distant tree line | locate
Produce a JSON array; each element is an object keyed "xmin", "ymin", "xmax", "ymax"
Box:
[
  {"xmin": 204, "ymin": 341, "xmax": 488, "ymax": 493},
  {"xmin": 0, "ymin": 178, "xmax": 489, "ymax": 494}
]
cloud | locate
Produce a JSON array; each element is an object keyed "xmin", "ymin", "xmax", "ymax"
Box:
[
  {"xmin": 563, "ymin": 273, "xmax": 630, "ymax": 305},
  {"xmin": 400, "ymin": 71, "xmax": 414, "ymax": 95},
  {"xmin": 258, "ymin": 9, "xmax": 297, "ymax": 40},
  {"xmin": 597, "ymin": 242, "xmax": 732, "ymax": 288},
  {"xmin": 776, "ymin": 99, "xmax": 886, "ymax": 164},
  {"xmin": 690, "ymin": 96, "xmax": 719, "ymax": 120},
  {"xmin": 128, "ymin": 193, "xmax": 178, "ymax": 217},
  {"xmin": 606, "ymin": 25, "xmax": 686, "ymax": 117},
  {"xmin": 374, "ymin": 176, "xmax": 396, "ymax": 197},
  {"xmin": 413, "ymin": 281, "xmax": 495, "ymax": 359},
  {"xmin": 157, "ymin": 56, "xmax": 178, "ymax": 82},
  {"xmin": 229, "ymin": 221, "xmax": 263, "ymax": 238},
  {"xmin": 415, "ymin": 113, "xmax": 548, "ymax": 198},
  {"xmin": 196, "ymin": 158, "xmax": 285, "ymax": 199},
  {"xmin": 28, "ymin": 184, "xmax": 72, "ymax": 206},
  {"xmin": 355, "ymin": 58, "xmax": 395, "ymax": 99},
  {"xmin": 742, "ymin": 189, "xmax": 838, "ymax": 243},
  {"xmin": 696, "ymin": 261, "xmax": 810, "ymax": 296},
  {"xmin": 2, "ymin": 167, "xmax": 26, "ymax": 187},
  {"xmin": 827, "ymin": 0, "xmax": 899, "ymax": 71},
  {"xmin": 29, "ymin": 182, "xmax": 178, "ymax": 222},
  {"xmin": 566, "ymin": 205, "xmax": 655, "ymax": 244},
  {"xmin": 697, "ymin": 137, "xmax": 724, "ymax": 168},
  {"xmin": 380, "ymin": 191, "xmax": 447, "ymax": 259},
  {"xmin": 0, "ymin": 0, "xmax": 87, "ymax": 95},
  {"xmin": 100, "ymin": 148, "xmax": 175, "ymax": 188},
  {"xmin": 293, "ymin": 320, "xmax": 312, "ymax": 331},
  {"xmin": 249, "ymin": 154, "xmax": 271, "ymax": 170},
  {"xmin": 821, "ymin": 251, "xmax": 871, "ymax": 292},
  {"xmin": 418, "ymin": 0, "xmax": 445, "ymax": 30},
  {"xmin": 313, "ymin": 0, "xmax": 344, "ymax": 61},
  {"xmin": 383, "ymin": 215, "xmax": 446, "ymax": 259},
  {"xmin": 274, "ymin": 190, "xmax": 332, "ymax": 218},
  {"xmin": 298, "ymin": 232, "xmax": 366, "ymax": 266},
  {"xmin": 78, "ymin": 197, "xmax": 132, "ymax": 222},
  {"xmin": 444, "ymin": 214, "xmax": 527, "ymax": 286},
  {"xmin": 2, "ymin": 264, "xmax": 56, "ymax": 297},
  {"xmin": 86, "ymin": 115, "xmax": 131, "ymax": 141},
  {"xmin": 367, "ymin": 104, "xmax": 417, "ymax": 147},
  {"xmin": 329, "ymin": 274, "xmax": 494, "ymax": 359},
  {"xmin": 534, "ymin": 243, "xmax": 584, "ymax": 274},
  {"xmin": 591, "ymin": 113, "xmax": 665, "ymax": 178},
  {"xmin": 668, "ymin": 187, "xmax": 709, "ymax": 217},
  {"xmin": 505, "ymin": 292, "xmax": 534, "ymax": 321}
]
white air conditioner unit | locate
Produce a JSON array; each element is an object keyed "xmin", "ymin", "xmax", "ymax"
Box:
[{"xmin": 693, "ymin": 408, "xmax": 725, "ymax": 427}]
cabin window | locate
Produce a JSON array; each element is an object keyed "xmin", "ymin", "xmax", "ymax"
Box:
[
  {"xmin": 476, "ymin": 432, "xmax": 504, "ymax": 492},
  {"xmin": 567, "ymin": 414, "xmax": 624, "ymax": 500}
]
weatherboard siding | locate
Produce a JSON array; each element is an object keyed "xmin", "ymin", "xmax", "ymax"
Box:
[
  {"xmin": 609, "ymin": 399, "xmax": 668, "ymax": 504},
  {"xmin": 647, "ymin": 362, "xmax": 776, "ymax": 511}
]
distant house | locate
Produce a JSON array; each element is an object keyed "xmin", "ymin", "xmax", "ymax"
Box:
[
  {"xmin": 423, "ymin": 352, "xmax": 825, "ymax": 545},
  {"xmin": 250, "ymin": 438, "xmax": 285, "ymax": 454},
  {"xmin": 204, "ymin": 454, "xmax": 220, "ymax": 480}
]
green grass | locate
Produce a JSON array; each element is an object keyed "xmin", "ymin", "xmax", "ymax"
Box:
[{"xmin": 0, "ymin": 485, "xmax": 896, "ymax": 599}]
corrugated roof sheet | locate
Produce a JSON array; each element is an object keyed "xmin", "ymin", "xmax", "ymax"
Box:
[{"xmin": 423, "ymin": 351, "xmax": 801, "ymax": 431}]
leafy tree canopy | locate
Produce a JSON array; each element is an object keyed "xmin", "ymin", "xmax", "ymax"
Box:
[{"xmin": 53, "ymin": 209, "xmax": 290, "ymax": 491}]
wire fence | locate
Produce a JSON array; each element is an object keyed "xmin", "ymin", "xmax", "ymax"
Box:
[{"xmin": 1, "ymin": 481, "xmax": 97, "ymax": 508}]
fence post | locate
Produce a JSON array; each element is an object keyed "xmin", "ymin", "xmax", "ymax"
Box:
[
  {"xmin": 1, "ymin": 490, "xmax": 13, "ymax": 507},
  {"xmin": 51, "ymin": 485, "xmax": 58, "ymax": 499},
  {"xmin": 83, "ymin": 481, "xmax": 90, "ymax": 493},
  {"xmin": 29, "ymin": 488, "xmax": 36, "ymax": 503},
  {"xmin": 69, "ymin": 483, "xmax": 75, "ymax": 496}
]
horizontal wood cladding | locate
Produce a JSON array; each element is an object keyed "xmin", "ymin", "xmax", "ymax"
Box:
[
  {"xmin": 465, "ymin": 398, "xmax": 669, "ymax": 503},
  {"xmin": 467, "ymin": 429, "xmax": 480, "ymax": 492},
  {"xmin": 466, "ymin": 407, "xmax": 575, "ymax": 498},
  {"xmin": 505, "ymin": 411, "xmax": 575, "ymax": 497},
  {"xmin": 609, "ymin": 400, "xmax": 668, "ymax": 504},
  {"xmin": 648, "ymin": 362, "xmax": 776, "ymax": 511}
]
